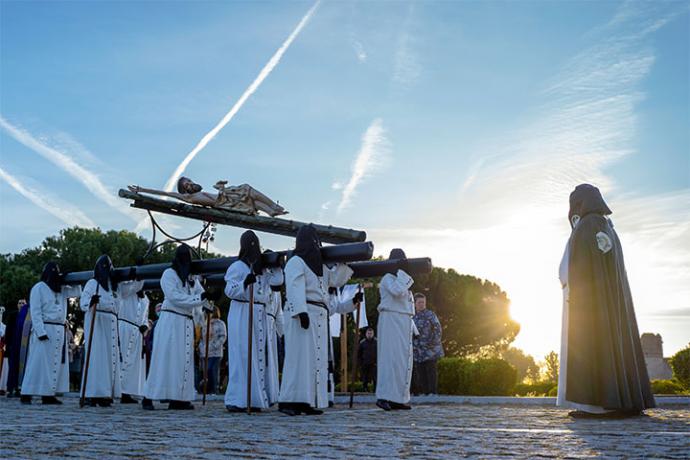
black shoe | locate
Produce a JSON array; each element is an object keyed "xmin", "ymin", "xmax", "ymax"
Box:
[
  {"xmin": 568, "ymin": 410, "xmax": 622, "ymax": 419},
  {"xmin": 249, "ymin": 407, "xmax": 262, "ymax": 413},
  {"xmin": 142, "ymin": 398, "xmax": 154, "ymax": 410},
  {"xmin": 225, "ymin": 405, "xmax": 244, "ymax": 413},
  {"xmin": 328, "ymin": 401, "xmax": 335, "ymax": 408},
  {"xmin": 121, "ymin": 394, "xmax": 138, "ymax": 404},
  {"xmin": 301, "ymin": 405, "xmax": 323, "ymax": 416},
  {"xmin": 278, "ymin": 403, "xmax": 302, "ymax": 416},
  {"xmin": 42, "ymin": 396, "xmax": 63, "ymax": 405},
  {"xmin": 376, "ymin": 399, "xmax": 391, "ymax": 411},
  {"xmin": 168, "ymin": 400, "xmax": 194, "ymax": 410},
  {"xmin": 389, "ymin": 401, "xmax": 411, "ymax": 410},
  {"xmin": 87, "ymin": 398, "xmax": 98, "ymax": 407},
  {"xmin": 95, "ymin": 398, "xmax": 113, "ymax": 407},
  {"xmin": 20, "ymin": 395, "xmax": 32, "ymax": 405}
]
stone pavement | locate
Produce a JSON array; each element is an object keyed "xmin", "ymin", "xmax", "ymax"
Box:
[{"xmin": 1, "ymin": 397, "xmax": 688, "ymax": 459}]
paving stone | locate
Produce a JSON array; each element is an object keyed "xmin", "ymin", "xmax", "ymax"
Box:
[{"xmin": 1, "ymin": 398, "xmax": 688, "ymax": 458}]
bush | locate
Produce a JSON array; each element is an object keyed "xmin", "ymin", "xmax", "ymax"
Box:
[
  {"xmin": 670, "ymin": 346, "xmax": 690, "ymax": 389},
  {"xmin": 548, "ymin": 385, "xmax": 559, "ymax": 397},
  {"xmin": 651, "ymin": 379, "xmax": 688, "ymax": 395},
  {"xmin": 438, "ymin": 357, "xmax": 517, "ymax": 396},
  {"xmin": 513, "ymin": 381, "xmax": 555, "ymax": 397}
]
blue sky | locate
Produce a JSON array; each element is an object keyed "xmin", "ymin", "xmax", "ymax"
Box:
[{"xmin": 1, "ymin": 0, "xmax": 688, "ymax": 359}]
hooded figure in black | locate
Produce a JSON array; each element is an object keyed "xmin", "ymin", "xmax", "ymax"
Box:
[
  {"xmin": 171, "ymin": 244, "xmax": 194, "ymax": 287},
  {"xmin": 239, "ymin": 230, "xmax": 263, "ymax": 274},
  {"xmin": 94, "ymin": 255, "xmax": 116, "ymax": 292},
  {"xmin": 561, "ymin": 184, "xmax": 654, "ymax": 417},
  {"xmin": 293, "ymin": 224, "xmax": 323, "ymax": 277},
  {"xmin": 41, "ymin": 262, "xmax": 62, "ymax": 293}
]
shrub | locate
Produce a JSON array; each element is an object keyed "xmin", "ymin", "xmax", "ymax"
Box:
[
  {"xmin": 438, "ymin": 357, "xmax": 516, "ymax": 396},
  {"xmin": 547, "ymin": 385, "xmax": 558, "ymax": 397},
  {"xmin": 651, "ymin": 379, "xmax": 688, "ymax": 395},
  {"xmin": 670, "ymin": 346, "xmax": 690, "ymax": 389},
  {"xmin": 513, "ymin": 381, "xmax": 555, "ymax": 396}
]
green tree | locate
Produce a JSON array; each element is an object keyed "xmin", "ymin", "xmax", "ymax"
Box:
[
  {"xmin": 501, "ymin": 347, "xmax": 540, "ymax": 383},
  {"xmin": 670, "ymin": 344, "xmax": 690, "ymax": 389},
  {"xmin": 542, "ymin": 351, "xmax": 559, "ymax": 383}
]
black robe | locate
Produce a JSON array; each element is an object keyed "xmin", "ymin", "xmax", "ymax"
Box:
[{"xmin": 566, "ymin": 213, "xmax": 655, "ymax": 411}]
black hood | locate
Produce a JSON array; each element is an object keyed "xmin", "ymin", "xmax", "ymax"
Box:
[
  {"xmin": 94, "ymin": 255, "xmax": 115, "ymax": 292},
  {"xmin": 388, "ymin": 248, "xmax": 407, "ymax": 260},
  {"xmin": 239, "ymin": 230, "xmax": 263, "ymax": 272},
  {"xmin": 293, "ymin": 224, "xmax": 323, "ymax": 277},
  {"xmin": 172, "ymin": 244, "xmax": 194, "ymax": 286},
  {"xmin": 41, "ymin": 261, "xmax": 62, "ymax": 293},
  {"xmin": 569, "ymin": 184, "xmax": 612, "ymax": 227}
]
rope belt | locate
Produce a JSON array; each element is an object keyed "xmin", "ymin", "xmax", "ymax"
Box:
[
  {"xmin": 230, "ymin": 298, "xmax": 266, "ymax": 306},
  {"xmin": 118, "ymin": 318, "xmax": 140, "ymax": 328},
  {"xmin": 95, "ymin": 309, "xmax": 118, "ymax": 318},
  {"xmin": 161, "ymin": 309, "xmax": 193, "ymax": 320}
]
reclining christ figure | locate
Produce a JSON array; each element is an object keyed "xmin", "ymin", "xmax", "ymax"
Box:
[{"xmin": 128, "ymin": 177, "xmax": 288, "ymax": 217}]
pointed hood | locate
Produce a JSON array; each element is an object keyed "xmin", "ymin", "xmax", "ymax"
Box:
[
  {"xmin": 171, "ymin": 244, "xmax": 194, "ymax": 286},
  {"xmin": 238, "ymin": 230, "xmax": 263, "ymax": 272},
  {"xmin": 94, "ymin": 255, "xmax": 115, "ymax": 292},
  {"xmin": 293, "ymin": 224, "xmax": 323, "ymax": 277},
  {"xmin": 41, "ymin": 261, "xmax": 62, "ymax": 293}
]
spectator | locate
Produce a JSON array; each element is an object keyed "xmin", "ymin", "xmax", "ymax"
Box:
[
  {"xmin": 198, "ymin": 306, "xmax": 227, "ymax": 395},
  {"xmin": 358, "ymin": 327, "xmax": 377, "ymax": 392},
  {"xmin": 412, "ymin": 293, "xmax": 444, "ymax": 395}
]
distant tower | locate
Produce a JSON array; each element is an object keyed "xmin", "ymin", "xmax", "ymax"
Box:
[{"xmin": 640, "ymin": 333, "xmax": 673, "ymax": 380}]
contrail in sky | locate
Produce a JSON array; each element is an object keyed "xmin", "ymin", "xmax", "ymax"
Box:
[
  {"xmin": 162, "ymin": 0, "xmax": 321, "ymax": 193},
  {"xmin": 0, "ymin": 165, "xmax": 96, "ymax": 227},
  {"xmin": 0, "ymin": 116, "xmax": 134, "ymax": 219}
]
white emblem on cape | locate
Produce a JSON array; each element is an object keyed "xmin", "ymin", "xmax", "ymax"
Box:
[{"xmin": 596, "ymin": 232, "xmax": 613, "ymax": 253}]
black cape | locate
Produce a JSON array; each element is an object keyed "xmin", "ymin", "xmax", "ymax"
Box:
[{"xmin": 566, "ymin": 214, "xmax": 655, "ymax": 411}]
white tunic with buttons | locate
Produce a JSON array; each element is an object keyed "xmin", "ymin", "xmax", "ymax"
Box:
[
  {"xmin": 223, "ymin": 261, "xmax": 283, "ymax": 409},
  {"xmin": 376, "ymin": 270, "xmax": 415, "ymax": 405},
  {"xmin": 21, "ymin": 281, "xmax": 81, "ymax": 396},
  {"xmin": 263, "ymin": 267, "xmax": 285, "ymax": 405},
  {"xmin": 279, "ymin": 258, "xmax": 354, "ymax": 409},
  {"xmin": 118, "ymin": 279, "xmax": 147, "ymax": 397},
  {"xmin": 80, "ymin": 279, "xmax": 135, "ymax": 399},
  {"xmin": 144, "ymin": 269, "xmax": 205, "ymax": 402}
]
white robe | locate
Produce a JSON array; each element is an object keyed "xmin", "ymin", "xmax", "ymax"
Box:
[
  {"xmin": 223, "ymin": 261, "xmax": 282, "ymax": 409},
  {"xmin": 0, "ymin": 322, "xmax": 7, "ymax": 392},
  {"xmin": 556, "ymin": 240, "xmax": 609, "ymax": 414},
  {"xmin": 144, "ymin": 269, "xmax": 205, "ymax": 402},
  {"xmin": 376, "ymin": 270, "xmax": 415, "ymax": 405},
  {"xmin": 264, "ymin": 268, "xmax": 285, "ymax": 405},
  {"xmin": 118, "ymin": 280, "xmax": 147, "ymax": 397},
  {"xmin": 279, "ymin": 258, "xmax": 354, "ymax": 409},
  {"xmin": 21, "ymin": 282, "xmax": 81, "ymax": 396},
  {"xmin": 80, "ymin": 279, "xmax": 140, "ymax": 399}
]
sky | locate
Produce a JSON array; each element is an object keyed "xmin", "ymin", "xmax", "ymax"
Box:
[{"xmin": 1, "ymin": 0, "xmax": 688, "ymax": 360}]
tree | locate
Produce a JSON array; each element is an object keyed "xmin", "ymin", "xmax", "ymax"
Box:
[
  {"xmin": 670, "ymin": 344, "xmax": 690, "ymax": 389},
  {"xmin": 542, "ymin": 351, "xmax": 559, "ymax": 383},
  {"xmin": 501, "ymin": 347, "xmax": 540, "ymax": 383}
]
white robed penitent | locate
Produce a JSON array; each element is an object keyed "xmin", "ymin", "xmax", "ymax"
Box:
[
  {"xmin": 264, "ymin": 267, "xmax": 284, "ymax": 405},
  {"xmin": 376, "ymin": 269, "xmax": 415, "ymax": 405},
  {"xmin": 118, "ymin": 280, "xmax": 147, "ymax": 397},
  {"xmin": 144, "ymin": 269, "xmax": 205, "ymax": 402},
  {"xmin": 80, "ymin": 279, "xmax": 141, "ymax": 399},
  {"xmin": 21, "ymin": 282, "xmax": 81, "ymax": 397},
  {"xmin": 224, "ymin": 261, "xmax": 283, "ymax": 409},
  {"xmin": 556, "ymin": 240, "xmax": 609, "ymax": 414},
  {"xmin": 279, "ymin": 258, "xmax": 354, "ymax": 409}
]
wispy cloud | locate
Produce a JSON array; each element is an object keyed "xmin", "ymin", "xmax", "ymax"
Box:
[
  {"xmin": 162, "ymin": 0, "xmax": 321, "ymax": 194},
  {"xmin": 0, "ymin": 165, "xmax": 96, "ymax": 227},
  {"xmin": 392, "ymin": 3, "xmax": 420, "ymax": 87},
  {"xmin": 0, "ymin": 116, "xmax": 133, "ymax": 219},
  {"xmin": 351, "ymin": 39, "xmax": 367, "ymax": 63},
  {"xmin": 337, "ymin": 118, "xmax": 390, "ymax": 213}
]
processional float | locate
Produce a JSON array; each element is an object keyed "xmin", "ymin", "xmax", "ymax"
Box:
[{"xmin": 62, "ymin": 177, "xmax": 434, "ymax": 407}]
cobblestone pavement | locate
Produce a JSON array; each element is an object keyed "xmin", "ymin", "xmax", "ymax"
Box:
[{"xmin": 1, "ymin": 398, "xmax": 688, "ymax": 459}]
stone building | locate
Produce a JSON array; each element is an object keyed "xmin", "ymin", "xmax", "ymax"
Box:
[{"xmin": 641, "ymin": 333, "xmax": 673, "ymax": 380}]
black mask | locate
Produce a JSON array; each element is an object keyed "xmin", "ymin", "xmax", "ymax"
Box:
[
  {"xmin": 41, "ymin": 261, "xmax": 62, "ymax": 293},
  {"xmin": 239, "ymin": 230, "xmax": 263, "ymax": 272},
  {"xmin": 94, "ymin": 255, "xmax": 115, "ymax": 292},
  {"xmin": 389, "ymin": 248, "xmax": 407, "ymax": 261},
  {"xmin": 172, "ymin": 244, "xmax": 194, "ymax": 286},
  {"xmin": 568, "ymin": 184, "xmax": 612, "ymax": 228},
  {"xmin": 293, "ymin": 224, "xmax": 323, "ymax": 277}
]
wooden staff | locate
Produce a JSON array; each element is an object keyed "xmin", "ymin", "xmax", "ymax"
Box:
[
  {"xmin": 80, "ymin": 284, "xmax": 100, "ymax": 408},
  {"xmin": 349, "ymin": 284, "xmax": 363, "ymax": 408},
  {"xmin": 246, "ymin": 270, "xmax": 255, "ymax": 415},
  {"xmin": 202, "ymin": 306, "xmax": 212, "ymax": 406}
]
